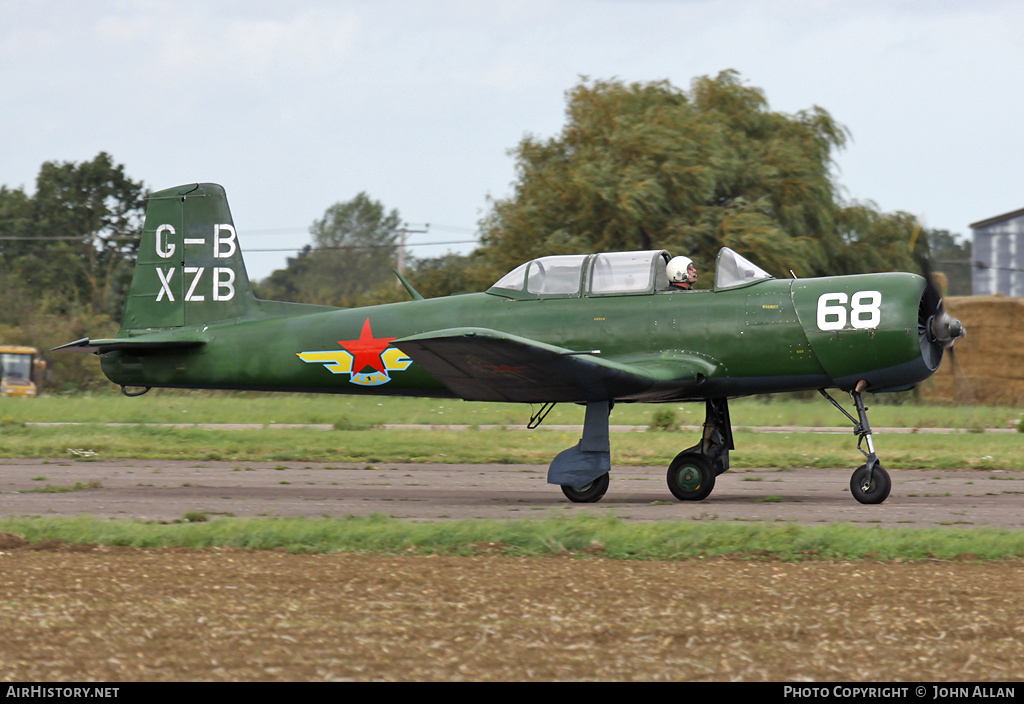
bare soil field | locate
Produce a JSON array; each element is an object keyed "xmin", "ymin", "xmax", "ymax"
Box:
[
  {"xmin": 1, "ymin": 543, "xmax": 1023, "ymax": 682},
  {"xmin": 2, "ymin": 461, "xmax": 1023, "ymax": 682}
]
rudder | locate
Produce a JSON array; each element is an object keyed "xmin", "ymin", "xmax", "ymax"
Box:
[{"xmin": 121, "ymin": 183, "xmax": 257, "ymax": 330}]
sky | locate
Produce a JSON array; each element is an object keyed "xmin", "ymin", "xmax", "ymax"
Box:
[{"xmin": 2, "ymin": 0, "xmax": 1022, "ymax": 281}]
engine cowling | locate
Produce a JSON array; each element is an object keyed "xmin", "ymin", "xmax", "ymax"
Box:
[{"xmin": 794, "ymin": 272, "xmax": 964, "ymax": 392}]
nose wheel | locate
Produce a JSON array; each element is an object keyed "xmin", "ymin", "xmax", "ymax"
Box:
[
  {"xmin": 850, "ymin": 463, "xmax": 891, "ymax": 504},
  {"xmin": 820, "ymin": 382, "xmax": 891, "ymax": 505}
]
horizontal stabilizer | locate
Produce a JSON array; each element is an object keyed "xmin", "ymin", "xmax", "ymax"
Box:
[
  {"xmin": 395, "ymin": 327, "xmax": 656, "ymax": 402},
  {"xmin": 52, "ymin": 337, "xmax": 206, "ymax": 354}
]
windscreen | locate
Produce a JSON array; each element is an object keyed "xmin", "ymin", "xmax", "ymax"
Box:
[
  {"xmin": 0, "ymin": 353, "xmax": 31, "ymax": 379},
  {"xmin": 715, "ymin": 248, "xmax": 773, "ymax": 290}
]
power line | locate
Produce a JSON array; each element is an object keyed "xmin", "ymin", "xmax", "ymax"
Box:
[
  {"xmin": 0, "ymin": 240, "xmax": 480, "ymax": 259},
  {"xmin": 246, "ymin": 239, "xmax": 477, "ymax": 253},
  {"xmin": 0, "ymin": 235, "xmax": 477, "ymax": 249},
  {"xmin": 0, "ymin": 236, "xmax": 131, "ymax": 241},
  {"xmin": 0, "ymin": 221, "xmax": 456, "ymax": 241}
]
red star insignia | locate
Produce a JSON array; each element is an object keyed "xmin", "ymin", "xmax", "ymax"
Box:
[{"xmin": 339, "ymin": 318, "xmax": 396, "ymax": 375}]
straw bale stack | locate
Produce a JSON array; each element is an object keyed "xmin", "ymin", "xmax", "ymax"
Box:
[{"xmin": 918, "ymin": 295, "xmax": 1024, "ymax": 405}]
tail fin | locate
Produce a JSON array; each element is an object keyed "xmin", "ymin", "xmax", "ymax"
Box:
[{"xmin": 121, "ymin": 183, "xmax": 258, "ymax": 330}]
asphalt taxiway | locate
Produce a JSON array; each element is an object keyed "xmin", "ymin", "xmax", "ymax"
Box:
[{"xmin": 1, "ymin": 459, "xmax": 1021, "ymax": 528}]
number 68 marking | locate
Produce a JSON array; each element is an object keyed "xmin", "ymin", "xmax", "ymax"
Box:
[{"xmin": 816, "ymin": 291, "xmax": 882, "ymax": 331}]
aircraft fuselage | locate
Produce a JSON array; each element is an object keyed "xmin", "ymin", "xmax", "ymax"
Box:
[{"xmin": 101, "ymin": 271, "xmax": 932, "ymax": 402}]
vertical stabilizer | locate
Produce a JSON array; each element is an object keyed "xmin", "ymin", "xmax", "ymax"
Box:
[{"xmin": 121, "ymin": 183, "xmax": 257, "ymax": 330}]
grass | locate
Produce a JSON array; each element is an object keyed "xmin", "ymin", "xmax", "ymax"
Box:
[
  {"xmin": 0, "ymin": 390, "xmax": 1021, "ymax": 469},
  {"xmin": 1, "ymin": 513, "xmax": 1023, "ymax": 562},
  {"xmin": 2, "ymin": 393, "xmax": 1023, "ymax": 564},
  {"xmin": 1, "ymin": 423, "xmax": 1024, "ymax": 470},
  {"xmin": 19, "ymin": 479, "xmax": 102, "ymax": 493},
  {"xmin": 3, "ymin": 389, "xmax": 1022, "ymax": 430}
]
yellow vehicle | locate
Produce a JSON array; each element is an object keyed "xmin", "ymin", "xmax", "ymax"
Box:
[{"xmin": 0, "ymin": 346, "xmax": 46, "ymax": 397}]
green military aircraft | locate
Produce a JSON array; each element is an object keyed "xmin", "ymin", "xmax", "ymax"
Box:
[{"xmin": 57, "ymin": 183, "xmax": 965, "ymax": 505}]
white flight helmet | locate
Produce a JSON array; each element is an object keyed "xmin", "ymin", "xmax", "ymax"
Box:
[{"xmin": 667, "ymin": 256, "xmax": 695, "ymax": 284}]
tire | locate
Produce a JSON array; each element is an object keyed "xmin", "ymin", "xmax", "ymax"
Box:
[
  {"xmin": 561, "ymin": 472, "xmax": 610, "ymax": 503},
  {"xmin": 850, "ymin": 463, "xmax": 891, "ymax": 504},
  {"xmin": 666, "ymin": 452, "xmax": 716, "ymax": 501}
]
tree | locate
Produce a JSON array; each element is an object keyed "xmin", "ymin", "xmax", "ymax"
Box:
[
  {"xmin": 477, "ymin": 71, "xmax": 916, "ymax": 281},
  {"xmin": 258, "ymin": 193, "xmax": 402, "ymax": 307},
  {"xmin": 927, "ymin": 229, "xmax": 972, "ymax": 296},
  {"xmin": 0, "ymin": 152, "xmax": 147, "ymax": 320},
  {"xmin": 0, "ymin": 154, "xmax": 147, "ymax": 390},
  {"xmin": 832, "ymin": 204, "xmax": 920, "ymax": 277},
  {"xmin": 406, "ymin": 252, "xmax": 491, "ymax": 299},
  {"xmin": 0, "ymin": 186, "xmax": 34, "ymax": 327}
]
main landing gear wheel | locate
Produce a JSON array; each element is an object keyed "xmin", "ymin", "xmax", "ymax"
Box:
[
  {"xmin": 850, "ymin": 464, "xmax": 891, "ymax": 505},
  {"xmin": 667, "ymin": 452, "xmax": 716, "ymax": 501},
  {"xmin": 561, "ymin": 473, "xmax": 610, "ymax": 503}
]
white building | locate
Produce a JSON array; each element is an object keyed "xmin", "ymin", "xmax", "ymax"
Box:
[{"xmin": 971, "ymin": 207, "xmax": 1024, "ymax": 297}]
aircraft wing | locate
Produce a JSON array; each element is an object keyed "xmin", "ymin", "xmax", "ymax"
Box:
[
  {"xmin": 52, "ymin": 337, "xmax": 206, "ymax": 354},
  {"xmin": 394, "ymin": 327, "xmax": 659, "ymax": 403}
]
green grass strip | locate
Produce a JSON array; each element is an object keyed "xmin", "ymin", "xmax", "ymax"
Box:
[
  {"xmin": 3, "ymin": 425, "xmax": 1024, "ymax": 470},
  {"xmin": 2, "ymin": 514, "xmax": 1023, "ymax": 562},
  {"xmin": 3, "ymin": 392, "xmax": 1023, "ymax": 432}
]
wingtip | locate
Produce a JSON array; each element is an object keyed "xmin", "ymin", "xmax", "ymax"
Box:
[{"xmin": 50, "ymin": 338, "xmax": 93, "ymax": 353}]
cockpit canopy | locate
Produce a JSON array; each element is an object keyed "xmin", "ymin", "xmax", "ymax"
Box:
[{"xmin": 487, "ymin": 247, "xmax": 773, "ymax": 299}]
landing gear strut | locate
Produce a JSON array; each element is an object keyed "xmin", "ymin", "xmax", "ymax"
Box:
[
  {"xmin": 549, "ymin": 401, "xmax": 613, "ymax": 503},
  {"xmin": 666, "ymin": 398, "xmax": 734, "ymax": 501},
  {"xmin": 819, "ymin": 381, "xmax": 891, "ymax": 504}
]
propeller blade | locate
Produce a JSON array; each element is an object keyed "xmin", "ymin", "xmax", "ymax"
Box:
[
  {"xmin": 910, "ymin": 217, "xmax": 971, "ymax": 401},
  {"xmin": 913, "ymin": 221, "xmax": 965, "ymax": 349},
  {"xmin": 949, "ymin": 346, "xmax": 976, "ymax": 404}
]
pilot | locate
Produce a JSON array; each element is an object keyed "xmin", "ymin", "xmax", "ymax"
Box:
[{"xmin": 666, "ymin": 256, "xmax": 697, "ymax": 290}]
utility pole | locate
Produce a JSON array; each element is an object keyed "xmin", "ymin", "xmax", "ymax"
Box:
[{"xmin": 395, "ymin": 223, "xmax": 428, "ymax": 282}]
